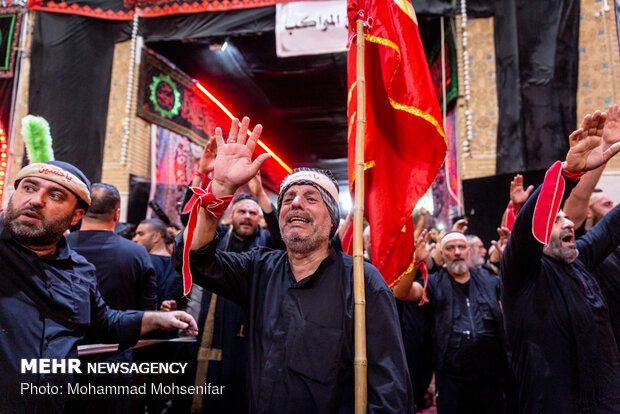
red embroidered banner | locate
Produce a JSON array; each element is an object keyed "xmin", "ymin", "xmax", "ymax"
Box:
[{"xmin": 28, "ymin": 0, "xmax": 304, "ymax": 20}]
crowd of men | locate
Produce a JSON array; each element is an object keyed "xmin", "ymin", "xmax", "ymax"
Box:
[{"xmin": 1, "ymin": 108, "xmax": 620, "ymax": 414}]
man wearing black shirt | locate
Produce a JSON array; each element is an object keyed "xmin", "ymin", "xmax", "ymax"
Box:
[
  {"xmin": 67, "ymin": 183, "xmax": 157, "ymax": 312},
  {"xmin": 175, "ymin": 117, "xmax": 412, "ymax": 413},
  {"xmin": 178, "ymin": 177, "xmax": 284, "ymax": 413},
  {"xmin": 394, "ymin": 230, "xmax": 508, "ymax": 413},
  {"xmin": 65, "ymin": 183, "xmax": 157, "ymax": 414},
  {"xmin": 501, "ymin": 110, "xmax": 620, "ymax": 413},
  {"xmin": 0, "ymin": 161, "xmax": 197, "ymax": 414},
  {"xmin": 133, "ymin": 218, "xmax": 181, "ymax": 308}
]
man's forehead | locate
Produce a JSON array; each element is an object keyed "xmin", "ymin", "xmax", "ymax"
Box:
[
  {"xmin": 283, "ymin": 184, "xmax": 321, "ymax": 196},
  {"xmin": 136, "ymin": 223, "xmax": 151, "ymax": 232},
  {"xmin": 233, "ymin": 199, "xmax": 260, "ymax": 211},
  {"xmin": 593, "ymin": 195, "xmax": 613, "ymax": 207},
  {"xmin": 442, "ymin": 239, "xmax": 467, "ymax": 248},
  {"xmin": 21, "ymin": 176, "xmax": 73, "ymax": 196}
]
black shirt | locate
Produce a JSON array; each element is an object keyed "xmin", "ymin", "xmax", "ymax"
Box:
[
  {"xmin": 501, "ymin": 181, "xmax": 620, "ymax": 413},
  {"xmin": 0, "ymin": 221, "xmax": 143, "ymax": 413},
  {"xmin": 174, "ymin": 237, "xmax": 414, "ymax": 414},
  {"xmin": 65, "ymin": 230, "xmax": 157, "ymax": 311},
  {"xmin": 591, "ymin": 248, "xmax": 620, "ymax": 353},
  {"xmin": 149, "ymin": 254, "xmax": 179, "ymax": 307},
  {"xmin": 420, "ymin": 269, "xmax": 506, "ymax": 381}
]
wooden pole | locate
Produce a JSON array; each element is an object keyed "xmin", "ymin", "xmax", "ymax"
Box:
[{"xmin": 353, "ymin": 17, "xmax": 368, "ymax": 414}]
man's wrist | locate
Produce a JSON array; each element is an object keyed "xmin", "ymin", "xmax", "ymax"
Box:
[
  {"xmin": 211, "ymin": 179, "xmax": 236, "ymax": 198},
  {"xmin": 561, "ymin": 161, "xmax": 585, "ymax": 181},
  {"xmin": 140, "ymin": 311, "xmax": 156, "ymax": 335}
]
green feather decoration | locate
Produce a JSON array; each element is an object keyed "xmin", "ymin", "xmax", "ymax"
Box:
[{"xmin": 22, "ymin": 115, "xmax": 54, "ymax": 163}]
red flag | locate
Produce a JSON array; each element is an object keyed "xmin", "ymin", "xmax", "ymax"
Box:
[{"xmin": 347, "ymin": 0, "xmax": 447, "ymax": 287}]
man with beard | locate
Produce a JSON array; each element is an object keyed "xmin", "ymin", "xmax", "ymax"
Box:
[
  {"xmin": 175, "ymin": 117, "xmax": 413, "ymax": 413},
  {"xmin": 186, "ymin": 185, "xmax": 283, "ymax": 413},
  {"xmin": 394, "ymin": 230, "xmax": 509, "ymax": 413},
  {"xmin": 0, "ymin": 160, "xmax": 198, "ymax": 414},
  {"xmin": 500, "ymin": 110, "xmax": 620, "ymax": 413},
  {"xmin": 466, "ymin": 235, "xmax": 487, "ymax": 270}
]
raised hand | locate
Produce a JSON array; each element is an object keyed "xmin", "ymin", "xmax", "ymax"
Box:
[
  {"xmin": 510, "ymin": 174, "xmax": 534, "ymax": 207},
  {"xmin": 414, "ymin": 229, "xmax": 435, "ymax": 264},
  {"xmin": 565, "ymin": 110, "xmax": 620, "ymax": 173},
  {"xmin": 602, "ymin": 104, "xmax": 620, "ymax": 151},
  {"xmin": 247, "ymin": 171, "xmax": 264, "ymax": 197},
  {"xmin": 490, "ymin": 226, "xmax": 510, "ymax": 261},
  {"xmin": 198, "ymin": 136, "xmax": 217, "ymax": 175},
  {"xmin": 452, "ymin": 218, "xmax": 468, "ymax": 234},
  {"xmin": 211, "ymin": 117, "xmax": 271, "ymax": 197}
]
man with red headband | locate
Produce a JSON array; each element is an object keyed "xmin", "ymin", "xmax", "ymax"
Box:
[
  {"xmin": 0, "ymin": 160, "xmax": 198, "ymax": 414},
  {"xmin": 175, "ymin": 117, "xmax": 413, "ymax": 413}
]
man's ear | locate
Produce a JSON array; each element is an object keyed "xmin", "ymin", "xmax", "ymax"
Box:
[
  {"xmin": 114, "ymin": 208, "xmax": 121, "ymax": 225},
  {"xmin": 71, "ymin": 209, "xmax": 86, "ymax": 226},
  {"xmin": 152, "ymin": 231, "xmax": 162, "ymax": 244}
]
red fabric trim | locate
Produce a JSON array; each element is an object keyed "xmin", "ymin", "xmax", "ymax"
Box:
[
  {"xmin": 341, "ymin": 214, "xmax": 354, "ymax": 256},
  {"xmin": 28, "ymin": 0, "xmax": 133, "ymax": 20},
  {"xmin": 28, "ymin": 0, "xmax": 304, "ymax": 20},
  {"xmin": 182, "ymin": 200, "xmax": 199, "ymax": 296},
  {"xmin": 561, "ymin": 167, "xmax": 585, "ymax": 181},
  {"xmin": 418, "ymin": 261, "xmax": 429, "ymax": 306},
  {"xmin": 181, "ymin": 183, "xmax": 233, "ymax": 296},
  {"xmin": 505, "ymin": 200, "xmax": 516, "ymax": 231},
  {"xmin": 532, "ymin": 161, "xmax": 565, "ymax": 245},
  {"xmin": 194, "ymin": 172, "xmax": 209, "ymax": 189}
]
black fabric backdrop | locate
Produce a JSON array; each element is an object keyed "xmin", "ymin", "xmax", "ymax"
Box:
[
  {"xmin": 28, "ymin": 0, "xmax": 581, "ymax": 183},
  {"xmin": 28, "ymin": 9, "xmax": 274, "ymax": 183},
  {"xmin": 416, "ymin": 0, "xmax": 580, "ymax": 174},
  {"xmin": 28, "ymin": 12, "xmax": 123, "ymax": 181}
]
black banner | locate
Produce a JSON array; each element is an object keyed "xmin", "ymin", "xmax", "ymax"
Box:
[
  {"xmin": 428, "ymin": 24, "xmax": 458, "ymax": 108},
  {"xmin": 137, "ymin": 47, "xmax": 230, "ymax": 146}
]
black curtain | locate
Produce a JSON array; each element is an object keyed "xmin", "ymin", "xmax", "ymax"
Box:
[
  {"xmin": 29, "ymin": 12, "xmax": 123, "ymax": 182},
  {"xmin": 462, "ymin": 169, "xmax": 547, "ymax": 246},
  {"xmin": 416, "ymin": 0, "xmax": 580, "ymax": 175},
  {"xmin": 512, "ymin": 0, "xmax": 580, "ymax": 172}
]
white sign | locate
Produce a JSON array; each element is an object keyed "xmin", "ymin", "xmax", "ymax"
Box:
[{"xmin": 275, "ymin": 0, "xmax": 348, "ymax": 57}]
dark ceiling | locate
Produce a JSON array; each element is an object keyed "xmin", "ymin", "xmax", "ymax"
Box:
[
  {"xmin": 148, "ymin": 32, "xmax": 350, "ymax": 189},
  {"xmin": 145, "ymin": 15, "xmax": 442, "ymax": 193}
]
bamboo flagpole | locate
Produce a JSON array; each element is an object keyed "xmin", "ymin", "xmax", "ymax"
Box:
[{"xmin": 353, "ymin": 16, "xmax": 368, "ymax": 414}]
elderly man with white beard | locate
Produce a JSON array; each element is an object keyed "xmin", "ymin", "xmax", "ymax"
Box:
[
  {"xmin": 174, "ymin": 117, "xmax": 413, "ymax": 414},
  {"xmin": 393, "ymin": 229, "xmax": 510, "ymax": 413},
  {"xmin": 500, "ymin": 110, "xmax": 620, "ymax": 414}
]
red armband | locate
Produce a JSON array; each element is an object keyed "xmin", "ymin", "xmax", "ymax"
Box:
[
  {"xmin": 195, "ymin": 172, "xmax": 209, "ymax": 189},
  {"xmin": 181, "ymin": 182, "xmax": 233, "ymax": 296},
  {"xmin": 560, "ymin": 163, "xmax": 585, "ymax": 181},
  {"xmin": 505, "ymin": 200, "xmax": 517, "ymax": 231},
  {"xmin": 417, "ymin": 260, "xmax": 429, "ymax": 306}
]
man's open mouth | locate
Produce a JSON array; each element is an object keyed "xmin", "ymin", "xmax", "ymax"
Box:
[
  {"xmin": 561, "ymin": 232, "xmax": 575, "ymax": 245},
  {"xmin": 20, "ymin": 209, "xmax": 41, "ymax": 220}
]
